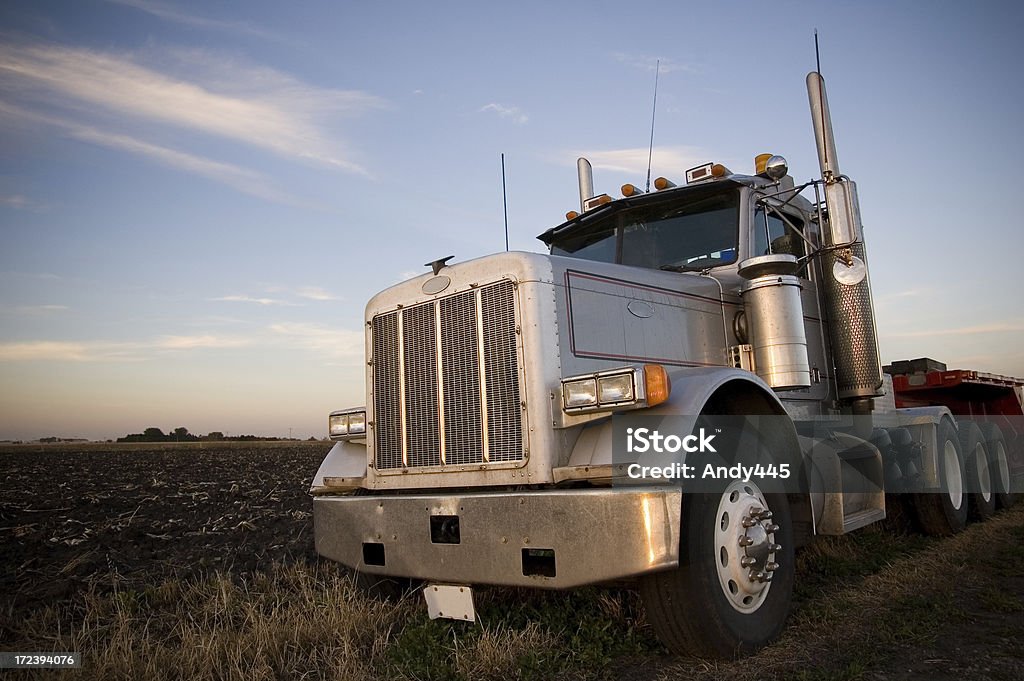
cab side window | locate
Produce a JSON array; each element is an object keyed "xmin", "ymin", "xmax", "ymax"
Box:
[{"xmin": 753, "ymin": 208, "xmax": 805, "ymax": 259}]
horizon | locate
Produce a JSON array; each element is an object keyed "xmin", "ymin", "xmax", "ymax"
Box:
[{"xmin": 3, "ymin": 1, "xmax": 1023, "ymax": 441}]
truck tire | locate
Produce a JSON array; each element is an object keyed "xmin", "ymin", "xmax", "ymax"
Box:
[
  {"xmin": 639, "ymin": 480, "xmax": 795, "ymax": 658},
  {"xmin": 911, "ymin": 419, "xmax": 968, "ymax": 536},
  {"xmin": 978, "ymin": 422, "xmax": 1015, "ymax": 509},
  {"xmin": 958, "ymin": 420, "xmax": 996, "ymax": 520}
]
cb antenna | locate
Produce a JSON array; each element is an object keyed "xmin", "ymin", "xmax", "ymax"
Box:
[
  {"xmin": 814, "ymin": 28, "xmax": 821, "ymax": 74},
  {"xmin": 645, "ymin": 59, "xmax": 660, "ymax": 193},
  {"xmin": 501, "ymin": 153, "xmax": 509, "ymax": 251}
]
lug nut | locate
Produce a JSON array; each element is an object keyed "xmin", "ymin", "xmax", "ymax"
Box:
[
  {"xmin": 766, "ymin": 523, "xmax": 780, "ymax": 533},
  {"xmin": 739, "ymin": 536, "xmax": 754, "ymax": 547},
  {"xmin": 749, "ymin": 570, "xmax": 767, "ymax": 582},
  {"xmin": 758, "ymin": 510, "xmax": 773, "ymax": 520},
  {"xmin": 741, "ymin": 556, "xmax": 758, "ymax": 567},
  {"xmin": 742, "ymin": 517, "xmax": 757, "ymax": 528},
  {"xmin": 765, "ymin": 561, "xmax": 779, "ymax": 572},
  {"xmin": 769, "ymin": 543, "xmax": 782, "ymax": 552}
]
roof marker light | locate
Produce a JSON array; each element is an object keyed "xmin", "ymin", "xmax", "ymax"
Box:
[
  {"xmin": 621, "ymin": 183, "xmax": 643, "ymax": 197},
  {"xmin": 654, "ymin": 177, "xmax": 676, "ymax": 190},
  {"xmin": 686, "ymin": 163, "xmax": 714, "ymax": 184},
  {"xmin": 755, "ymin": 153, "xmax": 773, "ymax": 174},
  {"xmin": 582, "ymin": 193, "xmax": 613, "ymax": 211}
]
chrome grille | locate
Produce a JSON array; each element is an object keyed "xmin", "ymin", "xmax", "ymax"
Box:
[
  {"xmin": 372, "ymin": 280, "xmax": 523, "ymax": 470},
  {"xmin": 372, "ymin": 313, "xmax": 402, "ymax": 470}
]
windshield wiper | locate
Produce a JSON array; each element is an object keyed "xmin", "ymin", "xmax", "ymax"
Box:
[{"xmin": 659, "ymin": 257, "xmax": 721, "ymax": 273}]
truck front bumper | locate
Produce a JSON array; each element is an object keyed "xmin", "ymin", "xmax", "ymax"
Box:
[{"xmin": 313, "ymin": 487, "xmax": 682, "ymax": 588}]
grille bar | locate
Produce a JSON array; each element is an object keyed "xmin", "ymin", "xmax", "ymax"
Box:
[{"xmin": 372, "ymin": 281, "xmax": 522, "ymax": 470}]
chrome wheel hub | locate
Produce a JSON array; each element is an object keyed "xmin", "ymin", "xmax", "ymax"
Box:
[{"xmin": 714, "ymin": 480, "xmax": 780, "ymax": 613}]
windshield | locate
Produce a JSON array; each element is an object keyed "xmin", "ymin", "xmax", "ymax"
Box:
[{"xmin": 551, "ymin": 189, "xmax": 740, "ymax": 271}]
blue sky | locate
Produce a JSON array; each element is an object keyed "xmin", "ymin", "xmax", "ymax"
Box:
[{"xmin": 2, "ymin": 1, "xmax": 1022, "ymax": 441}]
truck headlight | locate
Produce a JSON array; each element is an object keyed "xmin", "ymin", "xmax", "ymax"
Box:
[
  {"xmin": 561, "ymin": 365, "xmax": 670, "ymax": 413},
  {"xmin": 329, "ymin": 408, "xmax": 367, "ymax": 440},
  {"xmin": 563, "ymin": 378, "xmax": 598, "ymax": 409}
]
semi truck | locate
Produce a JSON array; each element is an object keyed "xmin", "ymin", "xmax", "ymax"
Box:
[{"xmin": 309, "ymin": 70, "xmax": 1024, "ymax": 658}]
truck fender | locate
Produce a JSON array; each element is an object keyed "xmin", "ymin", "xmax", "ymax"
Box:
[
  {"xmin": 564, "ymin": 365, "xmax": 813, "ymax": 540},
  {"xmin": 310, "ymin": 440, "xmax": 367, "ymax": 493}
]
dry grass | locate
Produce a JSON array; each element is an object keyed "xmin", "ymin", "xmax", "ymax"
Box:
[
  {"xmin": 652, "ymin": 504, "xmax": 1024, "ymax": 680},
  {"xmin": 6, "ymin": 506, "xmax": 1024, "ymax": 680},
  {"xmin": 15, "ymin": 563, "xmax": 408, "ymax": 680}
]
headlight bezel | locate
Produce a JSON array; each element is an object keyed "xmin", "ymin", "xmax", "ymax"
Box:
[
  {"xmin": 560, "ymin": 365, "xmax": 669, "ymax": 414},
  {"xmin": 328, "ymin": 407, "xmax": 367, "ymax": 440}
]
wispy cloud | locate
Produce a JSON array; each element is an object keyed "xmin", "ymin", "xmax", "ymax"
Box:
[
  {"xmin": 612, "ymin": 53, "xmax": 695, "ymax": 74},
  {"xmin": 0, "ymin": 334, "xmax": 251, "ymax": 362},
  {"xmin": 875, "ymin": 287, "xmax": 931, "ymax": 304},
  {"xmin": 269, "ymin": 323, "xmax": 363, "ymax": 360},
  {"xmin": 0, "ymin": 341, "xmax": 91, "ymax": 362},
  {"xmin": 212, "ymin": 295, "xmax": 294, "ymax": 306},
  {"xmin": 295, "ymin": 286, "xmax": 339, "ymax": 301},
  {"xmin": 0, "ymin": 101, "xmax": 292, "ymax": 203},
  {"xmin": 480, "ymin": 103, "xmax": 528, "ymax": 125},
  {"xmin": 558, "ymin": 145, "xmax": 710, "ymax": 176},
  {"xmin": 155, "ymin": 335, "xmax": 250, "ymax": 349},
  {"xmin": 885, "ymin": 322, "xmax": 1024, "ymax": 339},
  {"xmin": 106, "ymin": 0, "xmax": 277, "ymax": 39},
  {"xmin": 1, "ymin": 194, "xmax": 34, "ymax": 210},
  {"xmin": 213, "ymin": 286, "xmax": 338, "ymax": 305},
  {"xmin": 75, "ymin": 125, "xmax": 294, "ymax": 202},
  {"xmin": 0, "ymin": 40, "xmax": 387, "ymax": 177},
  {"xmin": 5, "ymin": 304, "xmax": 69, "ymax": 314}
]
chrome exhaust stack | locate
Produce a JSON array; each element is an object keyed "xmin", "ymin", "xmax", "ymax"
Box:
[
  {"xmin": 577, "ymin": 157, "xmax": 594, "ymax": 212},
  {"xmin": 806, "ymin": 72, "xmax": 883, "ymax": 404}
]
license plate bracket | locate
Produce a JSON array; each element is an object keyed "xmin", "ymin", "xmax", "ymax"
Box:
[{"xmin": 423, "ymin": 583, "xmax": 476, "ymax": 622}]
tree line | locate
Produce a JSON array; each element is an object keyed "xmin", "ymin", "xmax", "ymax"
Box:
[{"xmin": 116, "ymin": 427, "xmax": 305, "ymax": 443}]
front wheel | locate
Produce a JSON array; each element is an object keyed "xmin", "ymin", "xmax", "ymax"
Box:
[{"xmin": 639, "ymin": 480, "xmax": 795, "ymax": 658}]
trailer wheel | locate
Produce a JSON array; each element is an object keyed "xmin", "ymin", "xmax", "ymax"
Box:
[
  {"xmin": 912, "ymin": 419, "xmax": 968, "ymax": 536},
  {"xmin": 639, "ymin": 480, "xmax": 794, "ymax": 658},
  {"xmin": 958, "ymin": 420, "xmax": 996, "ymax": 520},
  {"xmin": 978, "ymin": 422, "xmax": 1015, "ymax": 509}
]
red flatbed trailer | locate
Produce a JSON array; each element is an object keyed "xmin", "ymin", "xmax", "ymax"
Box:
[
  {"xmin": 890, "ymin": 369, "xmax": 1024, "ymax": 417},
  {"xmin": 886, "ymin": 360, "xmax": 1024, "ymax": 477}
]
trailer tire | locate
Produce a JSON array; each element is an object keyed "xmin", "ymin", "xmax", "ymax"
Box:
[
  {"xmin": 911, "ymin": 419, "xmax": 968, "ymax": 536},
  {"xmin": 958, "ymin": 420, "xmax": 996, "ymax": 520},
  {"xmin": 978, "ymin": 422, "xmax": 1015, "ymax": 510},
  {"xmin": 639, "ymin": 480, "xmax": 794, "ymax": 658}
]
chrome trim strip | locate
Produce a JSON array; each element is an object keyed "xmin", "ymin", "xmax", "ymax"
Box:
[
  {"xmin": 397, "ymin": 310, "xmax": 408, "ymax": 468},
  {"xmin": 434, "ymin": 301, "xmax": 446, "ymax": 465},
  {"xmin": 475, "ymin": 288, "xmax": 490, "ymax": 462}
]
